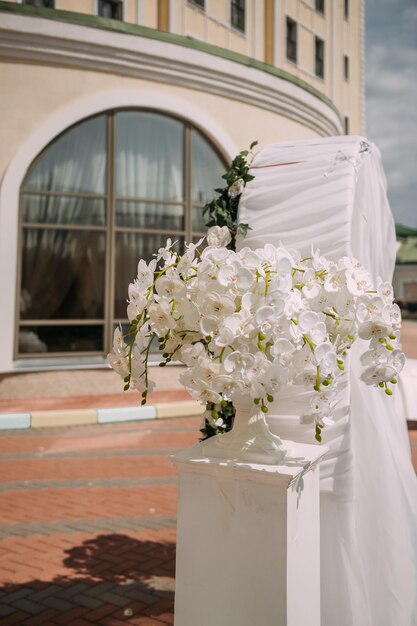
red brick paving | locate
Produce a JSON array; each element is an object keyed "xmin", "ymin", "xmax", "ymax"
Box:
[
  {"xmin": 0, "ymin": 418, "xmax": 200, "ymax": 625},
  {"xmin": 0, "ymin": 455, "xmax": 175, "ymax": 482},
  {"xmin": 0, "ymin": 416, "xmax": 415, "ymax": 625},
  {"xmin": 0, "ymin": 418, "xmax": 200, "ymax": 455}
]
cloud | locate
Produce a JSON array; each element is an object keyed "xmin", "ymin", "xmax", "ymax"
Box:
[{"xmin": 365, "ymin": 0, "xmax": 417, "ymax": 227}]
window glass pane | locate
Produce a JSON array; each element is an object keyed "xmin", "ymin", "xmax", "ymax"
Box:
[
  {"xmin": 315, "ymin": 38, "xmax": 324, "ymax": 78},
  {"xmin": 115, "ymin": 112, "xmax": 184, "ymax": 201},
  {"xmin": 231, "ymin": 0, "xmax": 245, "ymax": 32},
  {"xmin": 20, "ymin": 229, "xmax": 106, "ymax": 320},
  {"xmin": 286, "ymin": 18, "xmax": 297, "ymax": 62},
  {"xmin": 24, "ymin": 116, "xmax": 107, "ymax": 194},
  {"xmin": 114, "ymin": 232, "xmax": 184, "ymax": 318},
  {"xmin": 23, "ymin": 0, "xmax": 55, "ymax": 7},
  {"xmin": 98, "ymin": 0, "xmax": 123, "ymax": 19},
  {"xmin": 315, "ymin": 0, "xmax": 324, "ymax": 13},
  {"xmin": 18, "ymin": 325, "xmax": 103, "ymax": 354},
  {"xmin": 191, "ymin": 130, "xmax": 225, "ymax": 205},
  {"xmin": 23, "ymin": 195, "xmax": 106, "ymax": 226},
  {"xmin": 192, "ymin": 206, "xmax": 207, "ymax": 232},
  {"xmin": 116, "ymin": 200, "xmax": 184, "ymax": 230}
]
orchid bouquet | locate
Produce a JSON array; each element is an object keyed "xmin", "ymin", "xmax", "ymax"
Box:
[{"xmin": 108, "ymin": 236, "xmax": 404, "ymax": 443}]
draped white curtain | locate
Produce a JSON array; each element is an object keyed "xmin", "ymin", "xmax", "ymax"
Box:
[
  {"xmin": 238, "ymin": 136, "xmax": 417, "ymax": 626},
  {"xmin": 26, "ymin": 115, "xmax": 107, "ymax": 196},
  {"xmin": 113, "ymin": 112, "xmax": 185, "ymax": 317},
  {"xmin": 115, "ymin": 112, "xmax": 183, "ymax": 202}
]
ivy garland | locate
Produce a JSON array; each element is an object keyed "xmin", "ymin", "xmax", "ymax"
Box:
[{"xmin": 199, "ymin": 140, "xmax": 258, "ymax": 440}]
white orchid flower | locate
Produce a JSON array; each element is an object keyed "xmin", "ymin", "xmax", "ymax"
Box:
[
  {"xmin": 360, "ymin": 345, "xmax": 389, "ymax": 367},
  {"xmin": 301, "ymin": 269, "xmax": 321, "ymax": 299},
  {"xmin": 148, "ymin": 300, "xmax": 177, "ymax": 335},
  {"xmin": 324, "ymin": 270, "xmax": 347, "ymax": 293},
  {"xmin": 201, "ymin": 245, "xmax": 232, "ymax": 264},
  {"xmin": 109, "ymin": 239, "xmax": 404, "ymax": 441},
  {"xmin": 178, "ymin": 343, "xmax": 206, "ymax": 366},
  {"xmin": 283, "ymin": 290, "xmax": 305, "ymax": 317},
  {"xmin": 238, "ymin": 247, "xmax": 262, "ymax": 268},
  {"xmin": 346, "ymin": 268, "xmax": 372, "ymax": 296},
  {"xmin": 360, "ymin": 365, "xmax": 397, "ymax": 385},
  {"xmin": 382, "ymin": 303, "xmax": 401, "ymax": 327},
  {"xmin": 390, "ymin": 349, "xmax": 405, "ymax": 374},
  {"xmin": 111, "ymin": 327, "xmax": 128, "ymax": 356},
  {"xmin": 155, "ymin": 273, "xmax": 186, "ymax": 299},
  {"xmin": 377, "ymin": 281, "xmax": 394, "ymax": 302},
  {"xmin": 313, "ymin": 342, "xmax": 338, "ymax": 376},
  {"xmin": 201, "ymin": 292, "xmax": 235, "ymax": 318},
  {"xmin": 358, "ymin": 321, "xmax": 392, "ymax": 341},
  {"xmin": 356, "ymin": 296, "xmax": 384, "ymax": 323},
  {"xmin": 133, "ymin": 322, "xmax": 152, "ymax": 351},
  {"xmin": 107, "ymin": 352, "xmax": 129, "ymax": 378},
  {"xmin": 224, "ymin": 351, "xmax": 254, "ymax": 374},
  {"xmin": 217, "ymin": 262, "xmax": 254, "ymax": 291}
]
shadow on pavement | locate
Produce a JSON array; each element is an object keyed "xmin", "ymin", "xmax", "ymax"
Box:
[{"xmin": 0, "ymin": 534, "xmax": 176, "ymax": 624}]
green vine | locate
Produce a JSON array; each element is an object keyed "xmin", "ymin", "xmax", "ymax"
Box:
[{"xmin": 203, "ymin": 141, "xmax": 257, "ymax": 250}]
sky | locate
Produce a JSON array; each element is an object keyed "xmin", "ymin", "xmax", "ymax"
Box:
[{"xmin": 365, "ymin": 0, "xmax": 417, "ymax": 228}]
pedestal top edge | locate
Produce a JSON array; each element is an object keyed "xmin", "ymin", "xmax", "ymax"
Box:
[{"xmin": 172, "ymin": 440, "xmax": 328, "ymax": 485}]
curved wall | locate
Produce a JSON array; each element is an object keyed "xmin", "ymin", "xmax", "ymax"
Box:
[{"xmin": 0, "ymin": 10, "xmax": 342, "ymax": 371}]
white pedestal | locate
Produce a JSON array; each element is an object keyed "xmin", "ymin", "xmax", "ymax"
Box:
[{"xmin": 172, "ymin": 440, "xmax": 327, "ymax": 626}]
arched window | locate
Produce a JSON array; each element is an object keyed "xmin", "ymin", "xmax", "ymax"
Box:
[{"xmin": 16, "ymin": 110, "xmax": 227, "ymax": 358}]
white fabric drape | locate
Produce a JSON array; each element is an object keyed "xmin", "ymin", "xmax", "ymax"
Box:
[{"xmin": 237, "ymin": 136, "xmax": 417, "ymax": 626}]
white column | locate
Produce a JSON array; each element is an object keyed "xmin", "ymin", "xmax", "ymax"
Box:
[{"xmin": 172, "ymin": 440, "xmax": 327, "ymax": 626}]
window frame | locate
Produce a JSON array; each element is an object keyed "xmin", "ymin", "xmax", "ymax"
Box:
[
  {"xmin": 98, "ymin": 0, "xmax": 124, "ymax": 21},
  {"xmin": 15, "ymin": 109, "xmax": 227, "ymax": 360},
  {"xmin": 286, "ymin": 17, "xmax": 297, "ymax": 64},
  {"xmin": 231, "ymin": 0, "xmax": 246, "ymax": 33},
  {"xmin": 187, "ymin": 0, "xmax": 205, "ymax": 10},
  {"xmin": 343, "ymin": 54, "xmax": 349, "ymax": 81},
  {"xmin": 314, "ymin": 36, "xmax": 325, "ymax": 79},
  {"xmin": 22, "ymin": 0, "xmax": 55, "ymax": 7}
]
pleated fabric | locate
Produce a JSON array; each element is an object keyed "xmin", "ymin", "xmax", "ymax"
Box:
[{"xmin": 237, "ymin": 136, "xmax": 417, "ymax": 626}]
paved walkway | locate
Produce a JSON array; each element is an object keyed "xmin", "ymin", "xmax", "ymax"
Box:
[
  {"xmin": 0, "ymin": 416, "xmax": 416, "ymax": 626},
  {"xmin": 0, "ymin": 417, "xmax": 200, "ymax": 625},
  {"xmin": 0, "ymin": 367, "xmax": 189, "ymax": 414}
]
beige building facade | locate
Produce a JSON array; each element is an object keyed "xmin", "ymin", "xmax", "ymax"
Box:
[{"xmin": 0, "ymin": 0, "xmax": 363, "ymax": 372}]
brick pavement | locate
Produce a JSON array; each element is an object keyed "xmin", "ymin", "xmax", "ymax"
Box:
[
  {"xmin": 0, "ymin": 417, "xmax": 200, "ymax": 625},
  {"xmin": 0, "ymin": 417, "xmax": 416, "ymax": 626}
]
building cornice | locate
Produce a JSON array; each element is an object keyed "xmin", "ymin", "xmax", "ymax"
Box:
[{"xmin": 0, "ymin": 2, "xmax": 342, "ymax": 136}]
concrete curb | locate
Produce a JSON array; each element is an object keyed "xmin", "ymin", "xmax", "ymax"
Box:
[{"xmin": 0, "ymin": 400, "xmax": 205, "ymax": 430}]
